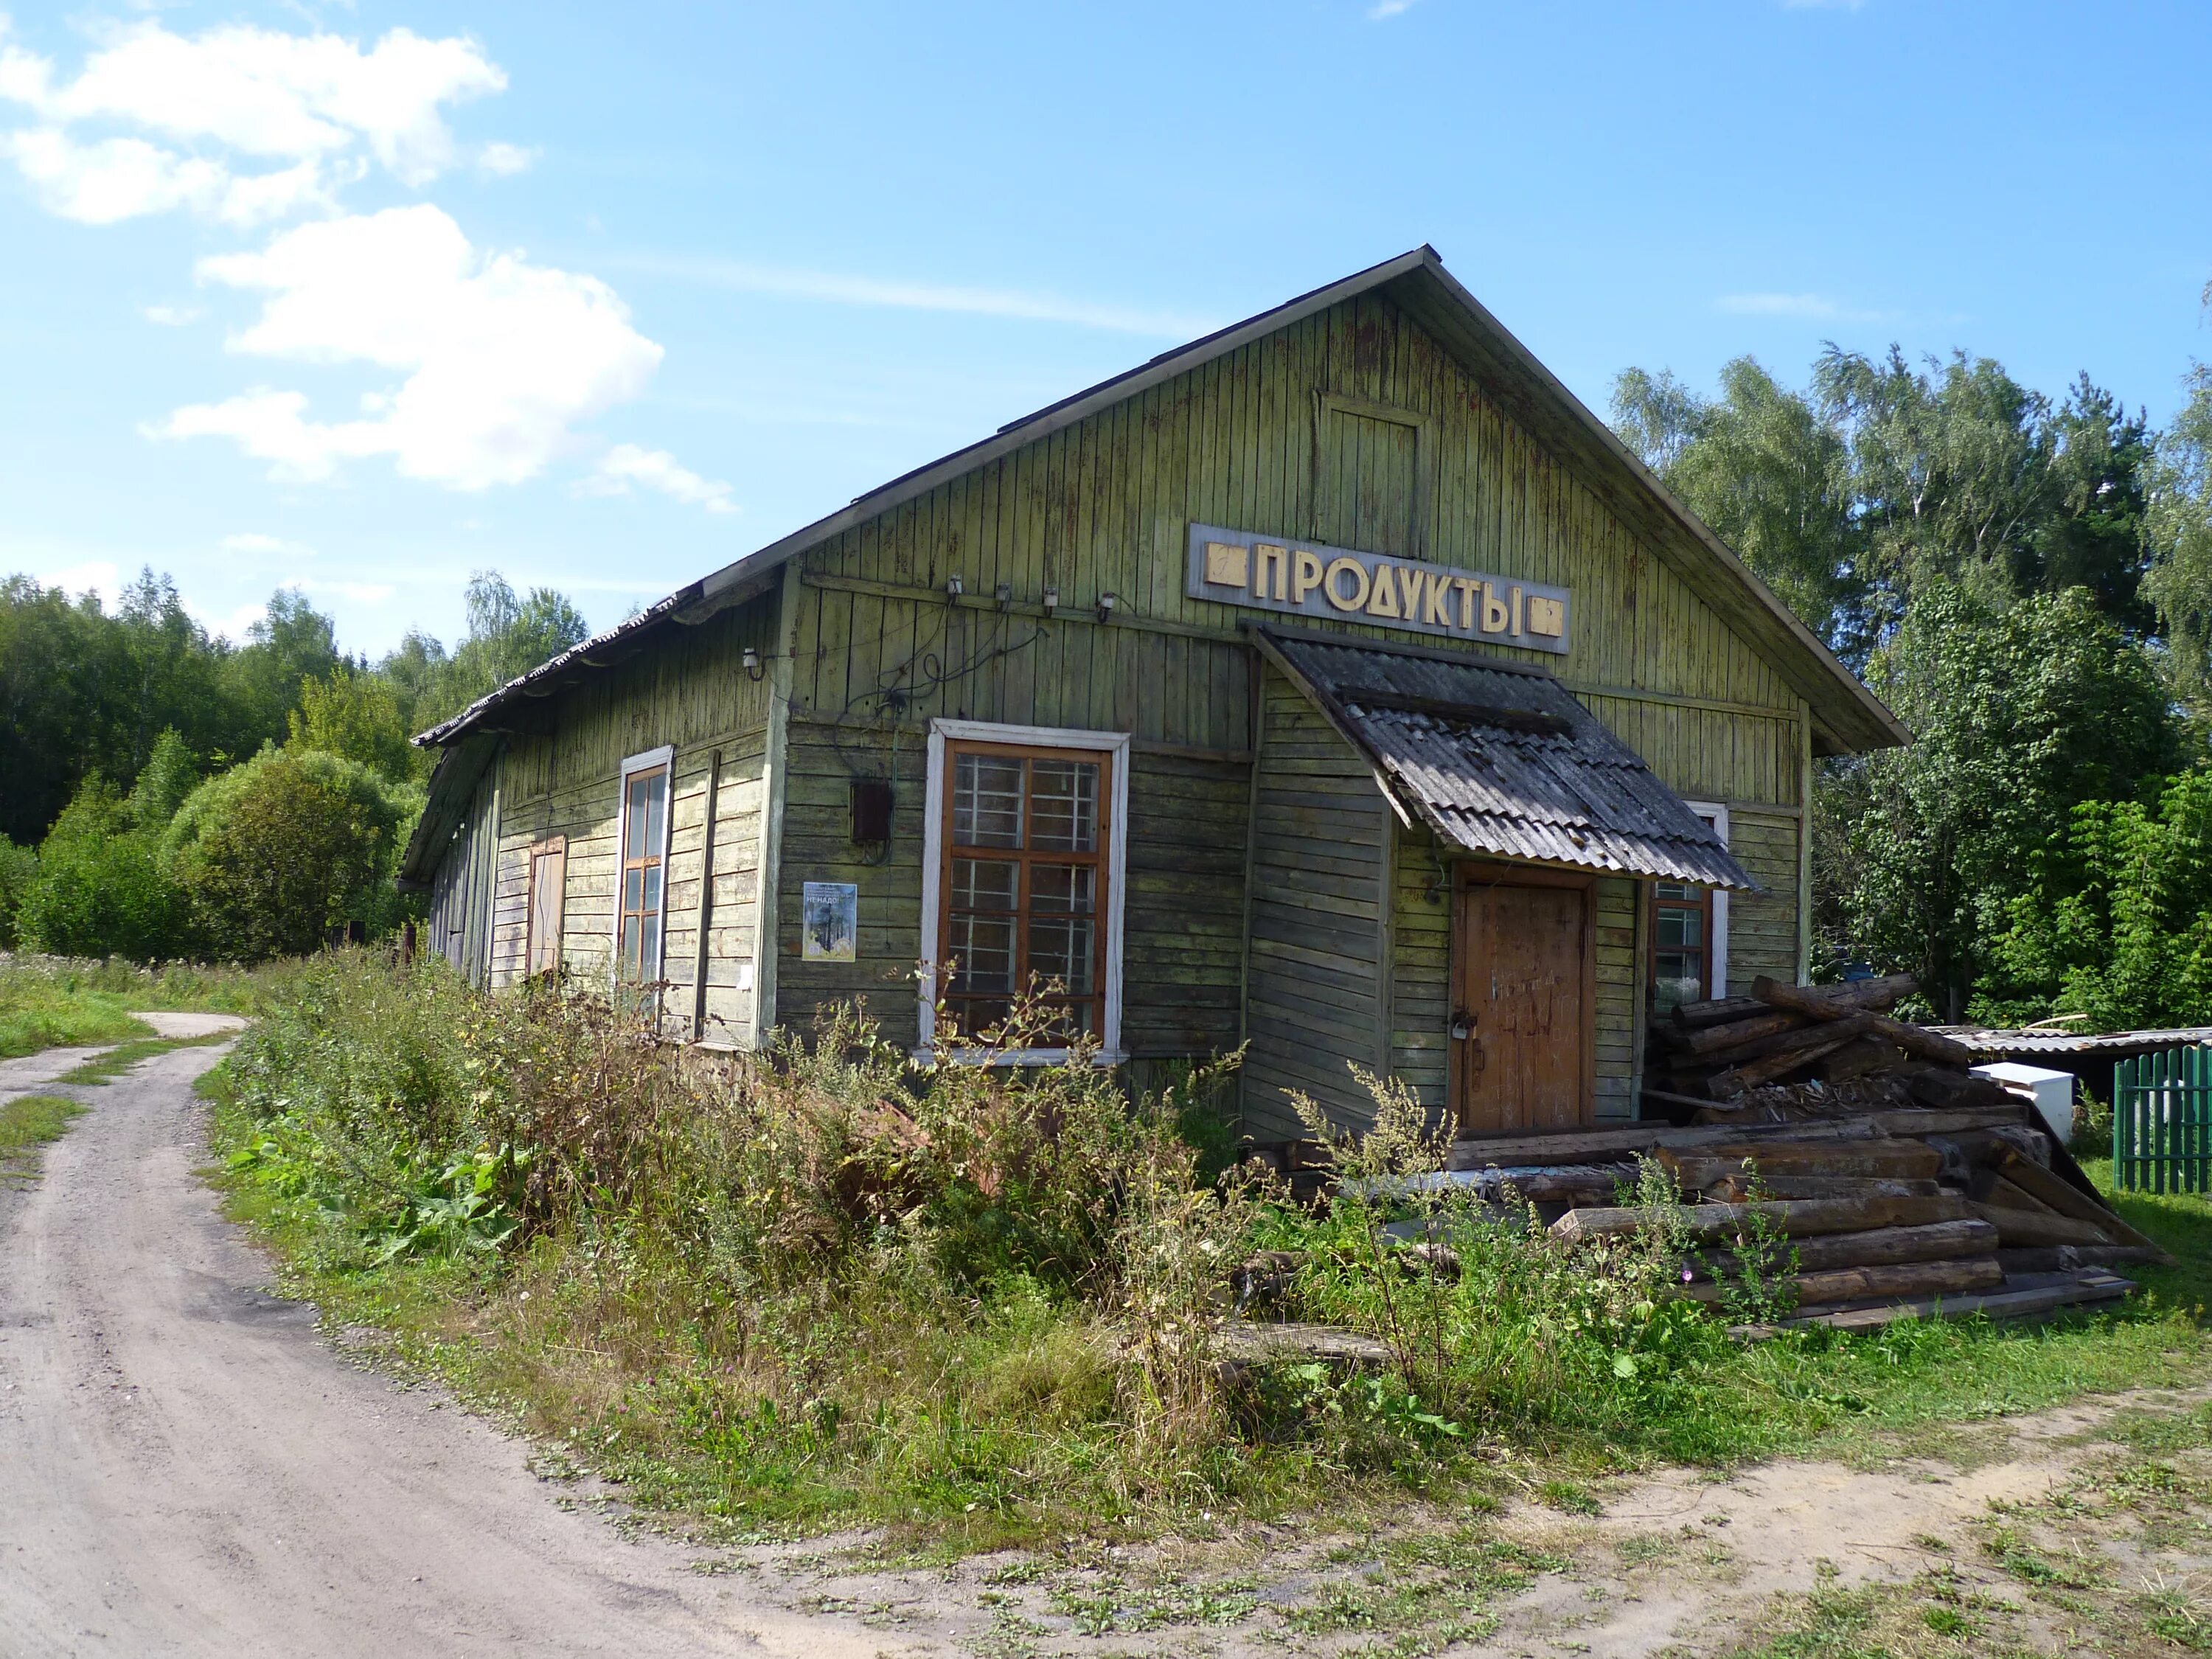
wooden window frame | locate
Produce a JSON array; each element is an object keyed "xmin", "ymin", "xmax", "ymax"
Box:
[
  {"xmin": 1648, "ymin": 801, "xmax": 1729, "ymax": 1006},
  {"xmin": 612, "ymin": 745, "xmax": 674, "ymax": 989},
  {"xmin": 918, "ymin": 719, "xmax": 1130, "ymax": 1065},
  {"xmin": 525, "ymin": 834, "xmax": 567, "ymax": 978}
]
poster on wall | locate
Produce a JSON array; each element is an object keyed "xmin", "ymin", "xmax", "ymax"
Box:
[{"xmin": 801, "ymin": 881, "xmax": 858, "ymax": 961}]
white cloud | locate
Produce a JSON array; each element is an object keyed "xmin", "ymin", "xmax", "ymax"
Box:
[
  {"xmin": 0, "ymin": 19, "xmax": 509, "ymax": 223},
  {"xmin": 1717, "ymin": 291, "xmax": 1890, "ymax": 323},
  {"xmin": 144, "ymin": 300, "xmax": 204, "ymax": 325},
  {"xmin": 33, "ymin": 559, "xmax": 122, "ymax": 607},
  {"xmin": 1367, "ymin": 0, "xmax": 1422, "ymax": 18},
  {"xmin": 580, "ymin": 442, "xmax": 735, "ymax": 513},
  {"xmin": 478, "ymin": 140, "xmax": 535, "ymax": 175},
  {"xmin": 151, "ymin": 204, "xmax": 666, "ymax": 490},
  {"xmin": 189, "ymin": 597, "xmax": 268, "ymax": 644},
  {"xmin": 611, "ymin": 252, "xmax": 1217, "ymax": 339}
]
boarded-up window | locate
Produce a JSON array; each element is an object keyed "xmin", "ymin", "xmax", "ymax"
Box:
[
  {"xmin": 939, "ymin": 739, "xmax": 1113, "ymax": 1043},
  {"xmin": 1320, "ymin": 397, "xmax": 1429, "ymax": 557},
  {"xmin": 618, "ymin": 765, "xmax": 669, "ymax": 984},
  {"xmin": 526, "ymin": 835, "xmax": 566, "ymax": 976}
]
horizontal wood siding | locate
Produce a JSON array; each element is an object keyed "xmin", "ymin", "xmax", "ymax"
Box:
[
  {"xmin": 1593, "ymin": 876, "xmax": 1638, "ymax": 1121},
  {"xmin": 1122, "ymin": 751, "xmax": 1249, "ymax": 1059},
  {"xmin": 1725, "ymin": 807, "xmax": 1802, "ymax": 998},
  {"xmin": 1243, "ymin": 664, "xmax": 1390, "ymax": 1138},
  {"xmin": 773, "ymin": 716, "xmax": 928, "ymax": 1046}
]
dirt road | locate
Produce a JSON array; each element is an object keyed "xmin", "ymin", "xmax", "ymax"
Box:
[{"xmin": 0, "ymin": 1041, "xmax": 895, "ymax": 1659}]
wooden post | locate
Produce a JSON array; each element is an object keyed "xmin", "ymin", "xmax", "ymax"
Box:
[{"xmin": 691, "ymin": 747, "xmax": 723, "ymax": 1042}]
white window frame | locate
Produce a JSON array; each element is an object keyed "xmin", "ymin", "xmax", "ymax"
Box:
[
  {"xmin": 918, "ymin": 719, "xmax": 1130, "ymax": 1065},
  {"xmin": 1683, "ymin": 800, "xmax": 1730, "ymax": 1000},
  {"xmin": 612, "ymin": 745, "xmax": 675, "ymax": 986}
]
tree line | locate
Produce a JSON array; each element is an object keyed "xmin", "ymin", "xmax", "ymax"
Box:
[
  {"xmin": 1612, "ymin": 326, "xmax": 2212, "ymax": 1029},
  {"xmin": 0, "ymin": 571, "xmax": 591, "ymax": 961}
]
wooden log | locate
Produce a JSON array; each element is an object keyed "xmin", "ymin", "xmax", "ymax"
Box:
[
  {"xmin": 1449, "ymin": 1107, "xmax": 2025, "ymax": 1173},
  {"xmin": 1710, "ymin": 1026, "xmax": 1865, "ymax": 1094},
  {"xmin": 1671, "ymin": 995, "xmax": 1771, "ymax": 1030},
  {"xmin": 1677, "ymin": 975, "xmax": 1915, "ymax": 1029},
  {"xmin": 1734, "ymin": 1268, "xmax": 2133, "ymax": 1338},
  {"xmin": 1666, "ymin": 1009, "xmax": 1806, "ymax": 1057},
  {"xmin": 1551, "ymin": 1191, "xmax": 1970, "ymax": 1243},
  {"xmin": 1698, "ymin": 1218, "xmax": 1998, "ymax": 1279},
  {"xmin": 1905, "ymin": 1070, "xmax": 2014, "ymax": 1110},
  {"xmin": 1996, "ymin": 1245, "xmax": 2168, "ymax": 1273},
  {"xmin": 1694, "ymin": 1012, "xmax": 1879, "ymax": 1071},
  {"xmin": 1663, "ymin": 1141, "xmax": 1944, "ymax": 1182},
  {"xmin": 1969, "ymin": 1200, "xmax": 2116, "ymax": 1249},
  {"xmin": 1818, "ymin": 1036, "xmax": 1909, "ymax": 1083},
  {"xmin": 1680, "ymin": 1254, "xmax": 2003, "ymax": 1307},
  {"xmin": 1752, "ymin": 978, "xmax": 1975, "ymax": 1066},
  {"xmin": 1747, "ymin": 974, "xmax": 1919, "ymax": 1018},
  {"xmin": 1702, "ymin": 1174, "xmax": 1941, "ymax": 1203},
  {"xmin": 1991, "ymin": 1147, "xmax": 2160, "ymax": 1249}
]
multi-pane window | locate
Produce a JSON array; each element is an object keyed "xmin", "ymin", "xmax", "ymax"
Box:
[
  {"xmin": 1651, "ymin": 808, "xmax": 1727, "ymax": 1014},
  {"xmin": 1650, "ymin": 880, "xmax": 1711, "ymax": 1013},
  {"xmin": 939, "ymin": 741, "xmax": 1110, "ymax": 1041},
  {"xmin": 618, "ymin": 766, "xmax": 668, "ymax": 984}
]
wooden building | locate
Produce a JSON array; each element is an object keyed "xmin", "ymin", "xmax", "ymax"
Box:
[{"xmin": 398, "ymin": 248, "xmax": 1906, "ymax": 1139}]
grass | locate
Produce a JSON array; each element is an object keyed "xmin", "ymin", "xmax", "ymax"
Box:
[
  {"xmin": 0, "ymin": 975, "xmax": 151, "ymax": 1057},
  {"xmin": 57, "ymin": 1027, "xmax": 239, "ymax": 1085},
  {"xmin": 195, "ymin": 953, "xmax": 2212, "ymax": 1554},
  {"xmin": 0, "ymin": 953, "xmax": 275, "ymax": 1060},
  {"xmin": 0, "ymin": 1093, "xmax": 86, "ymax": 1175}
]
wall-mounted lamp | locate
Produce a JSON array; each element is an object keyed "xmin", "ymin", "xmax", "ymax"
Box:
[
  {"xmin": 1097, "ymin": 591, "xmax": 1119, "ymax": 624},
  {"xmin": 945, "ymin": 573, "xmax": 965, "ymax": 598},
  {"xmin": 741, "ymin": 646, "xmax": 764, "ymax": 681},
  {"xmin": 995, "ymin": 581, "xmax": 1013, "ymax": 610},
  {"xmin": 1042, "ymin": 585, "xmax": 1060, "ymax": 614}
]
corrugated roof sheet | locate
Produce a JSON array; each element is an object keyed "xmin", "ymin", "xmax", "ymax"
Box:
[
  {"xmin": 1262, "ymin": 630, "xmax": 1756, "ymax": 890},
  {"xmin": 1937, "ymin": 1025, "xmax": 2212, "ymax": 1059}
]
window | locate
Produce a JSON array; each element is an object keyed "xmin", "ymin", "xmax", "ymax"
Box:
[
  {"xmin": 920, "ymin": 721, "xmax": 1130, "ymax": 1061},
  {"xmin": 615, "ymin": 748, "xmax": 672, "ymax": 986},
  {"xmin": 1650, "ymin": 802, "xmax": 1729, "ymax": 1013},
  {"xmin": 525, "ymin": 835, "xmax": 566, "ymax": 976}
]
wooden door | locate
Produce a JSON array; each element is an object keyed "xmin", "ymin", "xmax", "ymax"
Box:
[{"xmin": 1452, "ymin": 870, "xmax": 1595, "ymax": 1137}]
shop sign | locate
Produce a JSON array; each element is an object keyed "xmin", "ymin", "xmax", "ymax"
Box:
[{"xmin": 1184, "ymin": 523, "xmax": 1569, "ymax": 655}]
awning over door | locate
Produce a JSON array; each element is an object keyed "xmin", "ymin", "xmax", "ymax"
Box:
[{"xmin": 1255, "ymin": 629, "xmax": 1757, "ymax": 891}]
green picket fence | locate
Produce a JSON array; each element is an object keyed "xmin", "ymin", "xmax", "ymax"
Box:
[{"xmin": 2115, "ymin": 1045, "xmax": 2212, "ymax": 1194}]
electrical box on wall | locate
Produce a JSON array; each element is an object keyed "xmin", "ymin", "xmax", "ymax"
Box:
[{"xmin": 850, "ymin": 779, "xmax": 893, "ymax": 843}]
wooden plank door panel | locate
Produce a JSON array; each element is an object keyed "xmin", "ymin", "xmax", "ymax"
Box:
[{"xmin": 1453, "ymin": 871, "xmax": 1594, "ymax": 1136}]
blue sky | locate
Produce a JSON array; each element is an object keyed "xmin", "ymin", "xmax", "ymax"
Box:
[{"xmin": 4, "ymin": 1, "xmax": 2209, "ymax": 658}]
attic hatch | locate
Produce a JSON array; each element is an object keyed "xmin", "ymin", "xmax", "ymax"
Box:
[{"xmin": 1317, "ymin": 394, "xmax": 1433, "ymax": 558}]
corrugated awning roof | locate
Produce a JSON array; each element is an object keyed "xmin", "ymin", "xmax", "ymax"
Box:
[{"xmin": 1257, "ymin": 629, "xmax": 1757, "ymax": 891}]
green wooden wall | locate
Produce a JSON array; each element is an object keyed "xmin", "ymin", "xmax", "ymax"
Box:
[{"xmin": 472, "ymin": 598, "xmax": 779, "ymax": 1044}]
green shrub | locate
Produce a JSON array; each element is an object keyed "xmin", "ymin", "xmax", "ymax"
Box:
[
  {"xmin": 0, "ymin": 834, "xmax": 35, "ymax": 947},
  {"xmin": 167, "ymin": 746, "xmax": 422, "ymax": 961},
  {"xmin": 17, "ymin": 773, "xmax": 193, "ymax": 960}
]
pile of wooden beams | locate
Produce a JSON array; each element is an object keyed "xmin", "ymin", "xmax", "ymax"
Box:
[
  {"xmin": 1447, "ymin": 1046, "xmax": 2165, "ymax": 1331},
  {"xmin": 1646, "ymin": 972, "xmax": 1982, "ymax": 1108}
]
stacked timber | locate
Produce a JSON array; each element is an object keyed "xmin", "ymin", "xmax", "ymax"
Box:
[{"xmin": 1440, "ymin": 987, "xmax": 2168, "ymax": 1330}]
